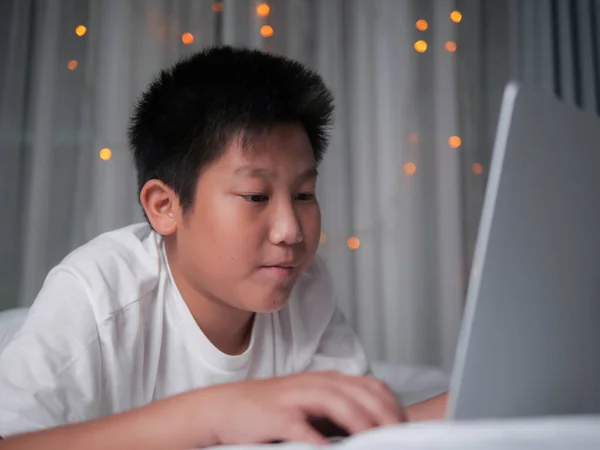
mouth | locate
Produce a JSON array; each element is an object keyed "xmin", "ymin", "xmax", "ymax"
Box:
[{"xmin": 260, "ymin": 261, "xmax": 299, "ymax": 279}]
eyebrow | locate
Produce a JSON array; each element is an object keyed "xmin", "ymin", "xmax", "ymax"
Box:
[{"xmin": 233, "ymin": 166, "xmax": 318, "ymax": 180}]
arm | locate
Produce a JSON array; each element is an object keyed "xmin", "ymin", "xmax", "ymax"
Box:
[
  {"xmin": 1, "ymin": 372, "xmax": 406, "ymax": 449},
  {"xmin": 0, "ymin": 388, "xmax": 218, "ymax": 450},
  {"xmin": 406, "ymin": 392, "xmax": 448, "ymax": 421},
  {"xmin": 1, "ymin": 385, "xmax": 448, "ymax": 449}
]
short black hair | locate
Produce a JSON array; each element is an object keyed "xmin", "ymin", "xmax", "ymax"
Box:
[{"xmin": 128, "ymin": 46, "xmax": 334, "ymax": 214}]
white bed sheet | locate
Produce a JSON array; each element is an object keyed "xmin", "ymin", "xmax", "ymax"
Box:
[{"xmin": 207, "ymin": 416, "xmax": 600, "ymax": 450}]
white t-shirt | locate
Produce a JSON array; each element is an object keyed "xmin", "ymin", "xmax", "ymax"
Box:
[{"xmin": 0, "ymin": 223, "xmax": 368, "ymax": 437}]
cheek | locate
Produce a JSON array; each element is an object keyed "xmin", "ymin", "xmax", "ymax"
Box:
[
  {"xmin": 189, "ymin": 197, "xmax": 262, "ymax": 263},
  {"xmin": 300, "ymin": 204, "xmax": 322, "ymax": 249}
]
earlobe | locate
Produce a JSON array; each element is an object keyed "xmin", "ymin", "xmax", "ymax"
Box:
[{"xmin": 140, "ymin": 180, "xmax": 179, "ymax": 235}]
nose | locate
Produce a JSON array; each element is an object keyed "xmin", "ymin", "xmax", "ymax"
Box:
[{"xmin": 269, "ymin": 201, "xmax": 303, "ymax": 245}]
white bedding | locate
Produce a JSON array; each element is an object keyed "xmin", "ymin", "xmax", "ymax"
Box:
[{"xmin": 208, "ymin": 416, "xmax": 600, "ymax": 450}]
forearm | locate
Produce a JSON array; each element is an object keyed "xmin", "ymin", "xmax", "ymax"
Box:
[
  {"xmin": 405, "ymin": 392, "xmax": 448, "ymax": 422},
  {"xmin": 0, "ymin": 388, "xmax": 218, "ymax": 450}
]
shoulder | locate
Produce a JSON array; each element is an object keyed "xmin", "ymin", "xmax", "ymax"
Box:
[{"xmin": 54, "ymin": 222, "xmax": 162, "ymax": 318}]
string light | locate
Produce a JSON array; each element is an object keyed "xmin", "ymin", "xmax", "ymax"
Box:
[
  {"xmin": 445, "ymin": 41, "xmax": 457, "ymax": 52},
  {"xmin": 257, "ymin": 3, "xmax": 271, "ymax": 17},
  {"xmin": 415, "ymin": 19, "xmax": 428, "ymax": 31},
  {"xmin": 414, "ymin": 40, "xmax": 428, "ymax": 52},
  {"xmin": 260, "ymin": 25, "xmax": 274, "ymax": 37},
  {"xmin": 472, "ymin": 163, "xmax": 483, "ymax": 175},
  {"xmin": 347, "ymin": 237, "xmax": 360, "ymax": 250},
  {"xmin": 403, "ymin": 162, "xmax": 417, "ymax": 175},
  {"xmin": 407, "ymin": 133, "xmax": 419, "ymax": 145},
  {"xmin": 450, "ymin": 11, "xmax": 462, "ymax": 23},
  {"xmin": 99, "ymin": 148, "xmax": 112, "ymax": 161},
  {"xmin": 320, "ymin": 232, "xmax": 327, "ymax": 244},
  {"xmin": 181, "ymin": 32, "xmax": 194, "ymax": 44},
  {"xmin": 75, "ymin": 25, "xmax": 87, "ymax": 36},
  {"xmin": 212, "ymin": 1, "xmax": 223, "ymax": 12},
  {"xmin": 448, "ymin": 136, "xmax": 462, "ymax": 148},
  {"xmin": 67, "ymin": 60, "xmax": 78, "ymax": 71}
]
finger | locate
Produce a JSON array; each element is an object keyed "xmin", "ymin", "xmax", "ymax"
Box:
[
  {"xmin": 309, "ymin": 373, "xmax": 405, "ymax": 425},
  {"xmin": 272, "ymin": 412, "xmax": 329, "ymax": 445},
  {"xmin": 292, "ymin": 387, "xmax": 376, "ymax": 436},
  {"xmin": 332, "ymin": 382, "xmax": 398, "ymax": 427},
  {"xmin": 355, "ymin": 376, "xmax": 408, "ymax": 422},
  {"xmin": 327, "ymin": 379, "xmax": 399, "ymax": 428}
]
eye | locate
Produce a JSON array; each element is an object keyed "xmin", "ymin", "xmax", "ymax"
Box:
[
  {"xmin": 295, "ymin": 193, "xmax": 316, "ymax": 201},
  {"xmin": 243, "ymin": 194, "xmax": 269, "ymax": 203}
]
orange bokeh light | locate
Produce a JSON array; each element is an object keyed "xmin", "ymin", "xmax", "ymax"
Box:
[
  {"xmin": 415, "ymin": 19, "xmax": 428, "ymax": 31},
  {"xmin": 448, "ymin": 136, "xmax": 462, "ymax": 148},
  {"xmin": 445, "ymin": 41, "xmax": 457, "ymax": 52},
  {"xmin": 260, "ymin": 25, "xmax": 274, "ymax": 37},
  {"xmin": 181, "ymin": 32, "xmax": 194, "ymax": 44},
  {"xmin": 257, "ymin": 3, "xmax": 271, "ymax": 17},
  {"xmin": 414, "ymin": 40, "xmax": 428, "ymax": 53},
  {"xmin": 450, "ymin": 11, "xmax": 463, "ymax": 23},
  {"xmin": 99, "ymin": 148, "xmax": 112, "ymax": 161},
  {"xmin": 347, "ymin": 237, "xmax": 360, "ymax": 250},
  {"xmin": 404, "ymin": 162, "xmax": 417, "ymax": 175}
]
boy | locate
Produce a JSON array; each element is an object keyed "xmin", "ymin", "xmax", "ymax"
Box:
[{"xmin": 0, "ymin": 47, "xmax": 447, "ymax": 449}]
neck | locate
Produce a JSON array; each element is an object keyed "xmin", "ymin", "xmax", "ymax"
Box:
[{"xmin": 164, "ymin": 238, "xmax": 254, "ymax": 355}]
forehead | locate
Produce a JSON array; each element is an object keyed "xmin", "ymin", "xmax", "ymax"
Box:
[{"xmin": 214, "ymin": 123, "xmax": 316, "ymax": 176}]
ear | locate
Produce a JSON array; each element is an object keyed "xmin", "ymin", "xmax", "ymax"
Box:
[{"xmin": 140, "ymin": 180, "xmax": 180, "ymax": 236}]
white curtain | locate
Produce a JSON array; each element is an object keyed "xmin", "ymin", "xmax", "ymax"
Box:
[{"xmin": 7, "ymin": 0, "xmax": 587, "ymax": 369}]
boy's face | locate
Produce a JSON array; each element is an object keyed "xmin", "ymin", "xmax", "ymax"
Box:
[{"xmin": 174, "ymin": 123, "xmax": 321, "ymax": 313}]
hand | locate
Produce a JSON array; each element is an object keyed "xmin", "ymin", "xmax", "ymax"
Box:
[
  {"xmin": 0, "ymin": 372, "xmax": 405, "ymax": 450},
  {"xmin": 205, "ymin": 371, "xmax": 407, "ymax": 445}
]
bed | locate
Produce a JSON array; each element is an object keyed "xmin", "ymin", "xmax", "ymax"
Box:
[{"xmin": 207, "ymin": 416, "xmax": 600, "ymax": 449}]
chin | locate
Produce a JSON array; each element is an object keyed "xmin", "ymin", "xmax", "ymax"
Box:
[{"xmin": 250, "ymin": 291, "xmax": 292, "ymax": 313}]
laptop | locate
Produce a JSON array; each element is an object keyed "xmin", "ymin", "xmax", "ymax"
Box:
[
  {"xmin": 318, "ymin": 83, "xmax": 600, "ymax": 446},
  {"xmin": 447, "ymin": 82, "xmax": 600, "ymax": 420},
  {"xmin": 274, "ymin": 83, "xmax": 600, "ymax": 446}
]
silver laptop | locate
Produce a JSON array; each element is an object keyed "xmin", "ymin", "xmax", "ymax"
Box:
[{"xmin": 447, "ymin": 82, "xmax": 600, "ymax": 420}]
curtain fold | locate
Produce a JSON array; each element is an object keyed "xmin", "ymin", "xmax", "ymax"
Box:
[{"xmin": 0, "ymin": 0, "xmax": 35, "ymax": 312}]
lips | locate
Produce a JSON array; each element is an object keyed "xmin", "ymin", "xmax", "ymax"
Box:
[
  {"xmin": 265, "ymin": 260, "xmax": 298, "ymax": 268},
  {"xmin": 260, "ymin": 261, "xmax": 299, "ymax": 280},
  {"xmin": 264, "ymin": 266, "xmax": 294, "ymax": 277}
]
